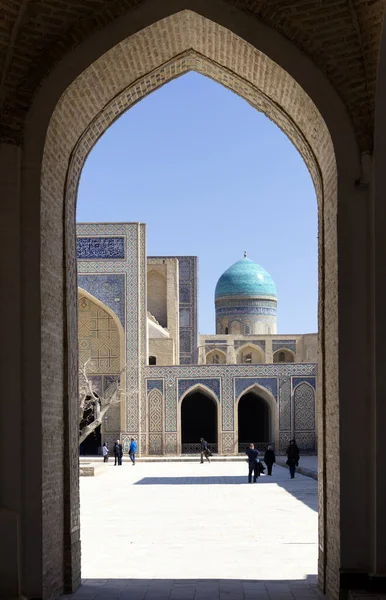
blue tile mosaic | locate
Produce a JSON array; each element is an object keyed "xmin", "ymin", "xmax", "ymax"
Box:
[
  {"xmin": 205, "ymin": 340, "xmax": 227, "ymax": 344},
  {"xmin": 234, "ymin": 377, "xmax": 277, "ymax": 400},
  {"xmin": 272, "ymin": 340, "xmax": 297, "ymax": 353},
  {"xmin": 293, "ymin": 376, "xmax": 316, "ymax": 390},
  {"xmin": 215, "ymin": 258, "xmax": 277, "ymax": 299},
  {"xmin": 147, "ymin": 379, "xmax": 164, "ymax": 393},
  {"xmin": 78, "ymin": 274, "xmax": 125, "ymax": 326},
  {"xmin": 77, "ymin": 237, "xmax": 125, "ymax": 259},
  {"xmin": 178, "ymin": 378, "xmax": 221, "ymax": 401}
]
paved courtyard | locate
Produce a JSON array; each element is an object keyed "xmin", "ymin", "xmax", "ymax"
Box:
[{"xmin": 67, "ymin": 460, "xmax": 319, "ymax": 599}]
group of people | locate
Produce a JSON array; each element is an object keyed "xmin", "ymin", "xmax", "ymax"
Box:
[
  {"xmin": 101, "ymin": 435, "xmax": 300, "ymax": 480},
  {"xmin": 245, "ymin": 439, "xmax": 300, "ymax": 483},
  {"xmin": 102, "ymin": 438, "xmax": 138, "ymax": 466},
  {"xmin": 199, "ymin": 437, "xmax": 300, "ymax": 483}
]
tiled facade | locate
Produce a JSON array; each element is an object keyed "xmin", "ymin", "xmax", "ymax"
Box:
[
  {"xmin": 149, "ymin": 255, "xmax": 198, "ymax": 364},
  {"xmin": 77, "ymin": 223, "xmax": 317, "ymax": 455}
]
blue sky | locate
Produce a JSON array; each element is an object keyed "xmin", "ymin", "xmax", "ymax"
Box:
[{"xmin": 77, "ymin": 72, "xmax": 317, "ymax": 334}]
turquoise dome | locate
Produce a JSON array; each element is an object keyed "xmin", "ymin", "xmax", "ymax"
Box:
[{"xmin": 215, "ymin": 258, "xmax": 277, "ymax": 300}]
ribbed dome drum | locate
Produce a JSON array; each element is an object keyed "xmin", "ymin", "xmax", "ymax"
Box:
[{"xmin": 214, "ymin": 257, "xmax": 277, "ymax": 335}]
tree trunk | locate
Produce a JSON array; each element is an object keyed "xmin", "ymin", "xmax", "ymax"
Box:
[{"xmin": 79, "ymin": 404, "xmax": 110, "ymax": 445}]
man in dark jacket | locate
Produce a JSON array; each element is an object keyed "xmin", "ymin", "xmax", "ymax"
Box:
[
  {"xmin": 286, "ymin": 439, "xmax": 300, "ymax": 479},
  {"xmin": 245, "ymin": 443, "xmax": 260, "ymax": 483},
  {"xmin": 264, "ymin": 445, "xmax": 276, "ymax": 476},
  {"xmin": 114, "ymin": 439, "xmax": 123, "ymax": 466},
  {"xmin": 200, "ymin": 437, "xmax": 212, "ymax": 464}
]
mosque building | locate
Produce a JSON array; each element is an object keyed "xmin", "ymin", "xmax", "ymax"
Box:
[{"xmin": 77, "ymin": 222, "xmax": 317, "ymax": 456}]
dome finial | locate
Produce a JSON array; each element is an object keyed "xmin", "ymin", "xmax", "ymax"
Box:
[{"xmin": 243, "ymin": 250, "xmax": 247, "ymax": 258}]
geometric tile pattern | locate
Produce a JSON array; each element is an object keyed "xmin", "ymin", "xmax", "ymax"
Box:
[
  {"xmin": 78, "ymin": 274, "xmax": 125, "ymax": 326},
  {"xmin": 272, "ymin": 340, "xmax": 297, "ymax": 353},
  {"xmin": 143, "ymin": 363, "xmax": 317, "ymax": 448},
  {"xmin": 279, "ymin": 376, "xmax": 292, "ymax": 431},
  {"xmin": 78, "ymin": 223, "xmax": 146, "ymax": 440},
  {"xmin": 293, "ymin": 431, "xmax": 316, "ymax": 451},
  {"xmin": 234, "ymin": 377, "xmax": 277, "ymax": 400},
  {"xmin": 149, "ymin": 389, "xmax": 163, "ymax": 433},
  {"xmin": 78, "ymin": 295, "xmax": 120, "ymax": 373},
  {"xmin": 293, "ymin": 376, "xmax": 316, "ymax": 390},
  {"xmin": 294, "ymin": 382, "xmax": 315, "ymax": 431},
  {"xmin": 222, "ymin": 431, "xmax": 234, "ymax": 453},
  {"xmin": 178, "ymin": 378, "xmax": 221, "ymax": 401},
  {"xmin": 148, "ymin": 388, "xmax": 163, "ymax": 455},
  {"xmin": 279, "ymin": 431, "xmax": 293, "ymax": 452}
]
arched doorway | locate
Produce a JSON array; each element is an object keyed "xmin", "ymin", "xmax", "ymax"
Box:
[
  {"xmin": 10, "ymin": 2, "xmax": 368, "ymax": 596},
  {"xmin": 181, "ymin": 389, "xmax": 218, "ymax": 454},
  {"xmin": 238, "ymin": 392, "xmax": 271, "ymax": 453}
]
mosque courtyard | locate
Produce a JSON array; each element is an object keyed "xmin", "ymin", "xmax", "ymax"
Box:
[{"xmin": 70, "ymin": 460, "xmax": 319, "ymax": 600}]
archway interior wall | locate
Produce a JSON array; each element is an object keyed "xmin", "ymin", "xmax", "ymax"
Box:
[
  {"xmin": 34, "ymin": 7, "xmax": 339, "ymax": 598},
  {"xmin": 78, "ymin": 288, "xmax": 126, "ymax": 443}
]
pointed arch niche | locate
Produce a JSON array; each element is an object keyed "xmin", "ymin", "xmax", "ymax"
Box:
[
  {"xmin": 235, "ymin": 383, "xmax": 278, "ymax": 452},
  {"xmin": 78, "ymin": 288, "xmax": 126, "ymax": 440},
  {"xmin": 178, "ymin": 384, "xmax": 220, "ymax": 454}
]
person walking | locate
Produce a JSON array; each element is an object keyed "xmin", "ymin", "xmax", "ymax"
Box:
[
  {"xmin": 114, "ymin": 439, "xmax": 123, "ymax": 466},
  {"xmin": 245, "ymin": 443, "xmax": 260, "ymax": 483},
  {"xmin": 264, "ymin": 445, "xmax": 276, "ymax": 476},
  {"xmin": 129, "ymin": 437, "xmax": 137, "ymax": 466},
  {"xmin": 200, "ymin": 437, "xmax": 212, "ymax": 463},
  {"xmin": 102, "ymin": 442, "xmax": 109, "ymax": 463},
  {"xmin": 286, "ymin": 439, "xmax": 300, "ymax": 479}
]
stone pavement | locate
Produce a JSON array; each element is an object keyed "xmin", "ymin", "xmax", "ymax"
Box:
[
  {"xmin": 64, "ymin": 461, "xmax": 319, "ymax": 599},
  {"xmin": 275, "ymin": 456, "xmax": 318, "ymax": 480}
]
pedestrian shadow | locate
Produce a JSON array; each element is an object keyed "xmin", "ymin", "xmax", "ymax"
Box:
[{"xmin": 134, "ymin": 475, "xmax": 318, "ymax": 512}]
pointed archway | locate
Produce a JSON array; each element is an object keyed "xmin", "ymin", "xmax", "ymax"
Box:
[
  {"xmin": 180, "ymin": 386, "xmax": 219, "ymax": 454},
  {"xmin": 236, "ymin": 384, "xmax": 277, "ymax": 453}
]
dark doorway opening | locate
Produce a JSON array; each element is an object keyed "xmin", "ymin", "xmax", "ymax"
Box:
[
  {"xmin": 79, "ymin": 425, "xmax": 101, "ymax": 455},
  {"xmin": 238, "ymin": 392, "xmax": 270, "ymax": 453},
  {"xmin": 79, "ymin": 397, "xmax": 102, "ymax": 455},
  {"xmin": 181, "ymin": 391, "xmax": 217, "ymax": 454}
]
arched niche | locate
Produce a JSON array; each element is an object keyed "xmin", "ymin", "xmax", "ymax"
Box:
[
  {"xmin": 178, "ymin": 384, "xmax": 220, "ymax": 454},
  {"xmin": 236, "ymin": 344, "xmax": 264, "ymax": 364},
  {"xmin": 206, "ymin": 349, "xmax": 227, "ymax": 364},
  {"xmin": 235, "ymin": 383, "xmax": 278, "ymax": 452},
  {"xmin": 273, "ymin": 348, "xmax": 295, "ymax": 363}
]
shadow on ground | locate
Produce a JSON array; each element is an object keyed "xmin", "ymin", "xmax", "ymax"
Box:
[
  {"xmin": 134, "ymin": 475, "xmax": 318, "ymax": 512},
  {"xmin": 63, "ymin": 575, "xmax": 323, "ymax": 599}
]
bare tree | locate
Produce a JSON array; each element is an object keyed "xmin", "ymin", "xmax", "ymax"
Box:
[{"xmin": 79, "ymin": 360, "xmax": 124, "ymax": 445}]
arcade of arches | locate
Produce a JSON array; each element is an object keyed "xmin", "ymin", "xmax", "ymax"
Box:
[{"xmin": 1, "ymin": 2, "xmax": 386, "ymax": 599}]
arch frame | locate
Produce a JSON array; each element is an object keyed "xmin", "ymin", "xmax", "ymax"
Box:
[
  {"xmin": 15, "ymin": 1, "xmax": 368, "ymax": 597},
  {"xmin": 236, "ymin": 343, "xmax": 265, "ymax": 364},
  {"xmin": 205, "ymin": 348, "xmax": 227, "ymax": 365},
  {"xmin": 273, "ymin": 348, "xmax": 296, "ymax": 363},
  {"xmin": 178, "ymin": 383, "xmax": 221, "ymax": 454},
  {"xmin": 78, "ymin": 287, "xmax": 127, "ymax": 433},
  {"xmin": 235, "ymin": 383, "xmax": 278, "ymax": 452}
]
